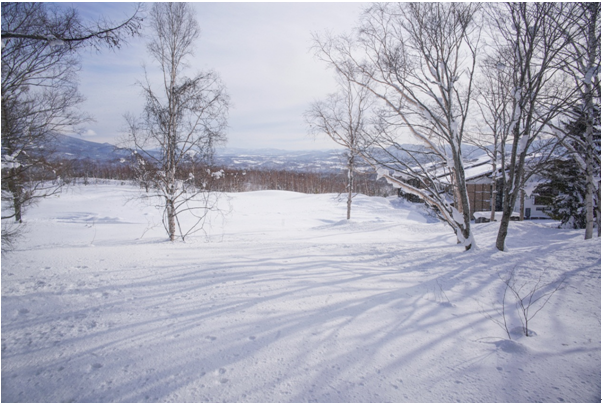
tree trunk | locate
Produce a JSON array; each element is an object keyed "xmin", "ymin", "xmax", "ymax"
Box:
[
  {"xmin": 585, "ymin": 165, "xmax": 594, "ymax": 239},
  {"xmin": 460, "ymin": 189, "xmax": 474, "ymax": 250},
  {"xmin": 496, "ymin": 192, "xmax": 513, "ymax": 251},
  {"xmin": 596, "ymin": 181, "xmax": 602, "ymax": 237},
  {"xmin": 347, "ymin": 155, "xmax": 354, "ymax": 220},
  {"xmin": 455, "ymin": 162, "xmax": 475, "ymax": 250},
  {"xmin": 13, "ymin": 194, "xmax": 22, "ymax": 223},
  {"xmin": 490, "ymin": 168, "xmax": 497, "ymax": 222},
  {"xmin": 583, "ymin": 51, "xmax": 595, "ymax": 240},
  {"xmin": 166, "ymin": 197, "xmax": 176, "ymax": 241},
  {"xmin": 7, "ymin": 170, "xmax": 23, "ymax": 223},
  {"xmin": 519, "ymin": 186, "xmax": 525, "ymax": 221},
  {"xmin": 496, "ymin": 154, "xmax": 521, "ymax": 251},
  {"xmin": 583, "ymin": 1, "xmax": 599, "ymax": 239},
  {"xmin": 583, "ymin": 47, "xmax": 595, "ymax": 240}
]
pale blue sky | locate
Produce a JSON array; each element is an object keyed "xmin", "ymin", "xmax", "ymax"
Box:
[{"xmin": 66, "ymin": 2, "xmax": 368, "ymax": 150}]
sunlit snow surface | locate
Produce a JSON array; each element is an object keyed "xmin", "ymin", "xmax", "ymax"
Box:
[{"xmin": 2, "ymin": 182, "xmax": 600, "ymax": 402}]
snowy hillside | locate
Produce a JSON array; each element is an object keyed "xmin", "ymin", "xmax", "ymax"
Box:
[
  {"xmin": 1, "ymin": 182, "xmax": 600, "ymax": 402},
  {"xmin": 213, "ymin": 148, "xmax": 347, "ymax": 172}
]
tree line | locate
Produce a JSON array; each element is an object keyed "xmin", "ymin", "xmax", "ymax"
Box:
[{"xmin": 37, "ymin": 157, "xmax": 394, "ymax": 197}]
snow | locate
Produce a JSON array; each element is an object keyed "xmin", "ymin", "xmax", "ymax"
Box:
[
  {"xmin": 211, "ymin": 169, "xmax": 225, "ymax": 180},
  {"xmin": 2, "ymin": 182, "xmax": 600, "ymax": 403},
  {"xmin": 473, "ymin": 211, "xmax": 520, "ymax": 221},
  {"xmin": 451, "ymin": 206, "xmax": 464, "ymax": 224},
  {"xmin": 585, "ymin": 65, "xmax": 600, "ymax": 85},
  {"xmin": 375, "ymin": 167, "xmax": 388, "ymax": 180},
  {"xmin": 434, "ymin": 154, "xmax": 494, "ymax": 185},
  {"xmin": 1, "ymin": 154, "xmax": 21, "ymax": 170},
  {"xmin": 45, "ymin": 35, "xmax": 65, "ymax": 48},
  {"xmin": 523, "ymin": 179, "xmax": 540, "ymax": 198}
]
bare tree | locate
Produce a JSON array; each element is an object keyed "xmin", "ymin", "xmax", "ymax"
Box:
[
  {"xmin": 1, "ymin": 3, "xmax": 142, "ymax": 226},
  {"xmin": 1, "ymin": 3, "xmax": 142, "ymax": 48},
  {"xmin": 500, "ymin": 266, "xmax": 565, "ymax": 339},
  {"xmin": 313, "ymin": 3, "xmax": 482, "ymax": 250},
  {"xmin": 549, "ymin": 2, "xmax": 601, "ymax": 239},
  {"xmin": 471, "ymin": 56, "xmax": 563, "ymax": 225},
  {"xmin": 1, "ymin": 70, "xmax": 83, "ymax": 222},
  {"xmin": 488, "ymin": 3, "xmax": 577, "ymax": 251},
  {"xmin": 470, "ymin": 54, "xmax": 516, "ymax": 222},
  {"xmin": 123, "ymin": 3, "xmax": 229, "ymax": 242},
  {"xmin": 305, "ymin": 80, "xmax": 373, "ymax": 220}
]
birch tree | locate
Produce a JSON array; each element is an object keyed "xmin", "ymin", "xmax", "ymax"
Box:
[
  {"xmin": 305, "ymin": 80, "xmax": 373, "ymax": 220},
  {"xmin": 124, "ymin": 3, "xmax": 229, "ymax": 242},
  {"xmin": 471, "ymin": 55, "xmax": 515, "ymax": 222},
  {"xmin": 551, "ymin": 2, "xmax": 601, "ymax": 238},
  {"xmin": 314, "ymin": 3, "xmax": 481, "ymax": 250},
  {"xmin": 488, "ymin": 3, "xmax": 576, "ymax": 251},
  {"xmin": 471, "ymin": 51, "xmax": 563, "ymax": 225}
]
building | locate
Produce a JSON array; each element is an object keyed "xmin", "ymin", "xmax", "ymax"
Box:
[{"xmin": 398, "ymin": 153, "xmax": 551, "ymax": 221}]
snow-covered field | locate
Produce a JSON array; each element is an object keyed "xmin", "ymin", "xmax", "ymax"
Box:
[{"xmin": 2, "ymin": 182, "xmax": 600, "ymax": 403}]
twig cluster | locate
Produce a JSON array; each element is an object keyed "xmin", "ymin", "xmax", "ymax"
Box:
[{"xmin": 487, "ymin": 266, "xmax": 565, "ymax": 339}]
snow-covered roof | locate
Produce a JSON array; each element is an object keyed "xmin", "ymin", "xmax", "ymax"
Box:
[
  {"xmin": 430, "ymin": 154, "xmax": 548, "ymax": 185},
  {"xmin": 463, "ymin": 154, "xmax": 496, "ymax": 181},
  {"xmin": 429, "ymin": 154, "xmax": 496, "ymax": 185}
]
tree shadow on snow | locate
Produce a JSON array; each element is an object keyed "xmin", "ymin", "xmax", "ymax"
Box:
[{"xmin": 1, "ymin": 223, "xmax": 599, "ymax": 402}]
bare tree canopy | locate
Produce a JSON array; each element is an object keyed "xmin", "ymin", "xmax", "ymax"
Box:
[
  {"xmin": 1, "ymin": 2, "xmax": 143, "ymax": 49},
  {"xmin": 1, "ymin": 2, "xmax": 143, "ymax": 249},
  {"xmin": 550, "ymin": 2, "xmax": 601, "ymax": 239},
  {"xmin": 313, "ymin": 2, "xmax": 482, "ymax": 250},
  {"xmin": 312, "ymin": 2, "xmax": 600, "ymax": 250},
  {"xmin": 123, "ymin": 2, "xmax": 229, "ymax": 242},
  {"xmin": 486, "ymin": 3, "xmax": 583, "ymax": 251},
  {"xmin": 305, "ymin": 79, "xmax": 375, "ymax": 220}
]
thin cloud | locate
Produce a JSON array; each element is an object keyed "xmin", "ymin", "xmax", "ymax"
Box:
[{"xmin": 74, "ymin": 3, "xmax": 366, "ymax": 150}]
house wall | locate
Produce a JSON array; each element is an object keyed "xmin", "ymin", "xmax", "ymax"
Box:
[
  {"xmin": 466, "ymin": 183, "xmax": 492, "ymax": 215},
  {"xmin": 466, "ymin": 182, "xmax": 551, "ymax": 220},
  {"xmin": 523, "ymin": 195, "xmax": 552, "ymax": 219}
]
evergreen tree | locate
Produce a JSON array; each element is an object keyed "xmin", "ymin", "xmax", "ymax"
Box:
[
  {"xmin": 535, "ymin": 159, "xmax": 587, "ymax": 229},
  {"xmin": 536, "ymin": 108, "xmax": 600, "ymax": 229}
]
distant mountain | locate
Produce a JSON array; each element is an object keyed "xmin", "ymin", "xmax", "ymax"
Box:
[
  {"xmin": 51, "ymin": 134, "xmax": 131, "ymax": 162},
  {"xmin": 48, "ymin": 135, "xmax": 488, "ymax": 173},
  {"xmin": 48, "ymin": 135, "xmax": 349, "ymax": 172},
  {"xmin": 213, "ymin": 147, "xmax": 347, "ymax": 172}
]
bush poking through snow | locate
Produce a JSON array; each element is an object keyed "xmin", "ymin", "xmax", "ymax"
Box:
[{"xmin": 495, "ymin": 267, "xmax": 565, "ymax": 339}]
